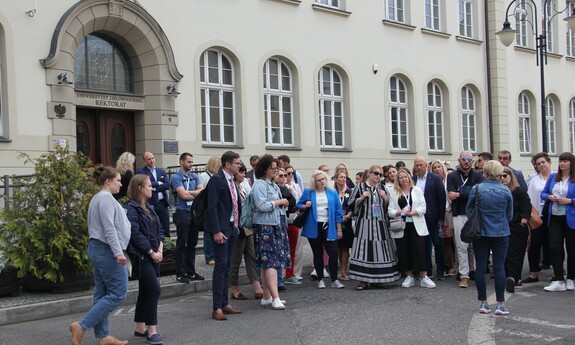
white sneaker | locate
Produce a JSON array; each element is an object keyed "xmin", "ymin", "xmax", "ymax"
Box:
[
  {"xmin": 310, "ymin": 269, "xmax": 317, "ymax": 279},
  {"xmin": 544, "ymin": 281, "xmax": 567, "ymax": 292},
  {"xmin": 318, "ymin": 279, "xmax": 326, "ymax": 289},
  {"xmin": 420, "ymin": 276, "xmax": 436, "ymax": 289},
  {"xmin": 331, "ymin": 280, "xmax": 345, "ymax": 289},
  {"xmin": 323, "ymin": 268, "xmax": 330, "ymax": 277},
  {"xmin": 271, "ymin": 298, "xmax": 285, "ymax": 310},
  {"xmin": 566, "ymin": 279, "xmax": 575, "ymax": 291},
  {"xmin": 261, "ymin": 297, "xmax": 286, "ymax": 306},
  {"xmin": 402, "ymin": 276, "xmax": 415, "ymax": 288}
]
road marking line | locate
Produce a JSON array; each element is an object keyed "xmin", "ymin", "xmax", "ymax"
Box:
[
  {"xmin": 507, "ymin": 316, "xmax": 575, "ymax": 329},
  {"xmin": 494, "ymin": 328, "xmax": 562, "ymax": 342},
  {"xmin": 468, "ymin": 293, "xmax": 497, "ymax": 345}
]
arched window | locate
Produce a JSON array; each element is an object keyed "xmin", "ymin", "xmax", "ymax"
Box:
[
  {"xmin": 263, "ymin": 58, "xmax": 294, "ymax": 146},
  {"xmin": 427, "ymin": 82, "xmax": 444, "ymax": 152},
  {"xmin": 461, "ymin": 86, "xmax": 476, "ymax": 152},
  {"xmin": 318, "ymin": 66, "xmax": 344, "ymax": 148},
  {"xmin": 200, "ymin": 49, "xmax": 236, "ymax": 144},
  {"xmin": 389, "ymin": 76, "xmax": 408, "ymax": 150},
  {"xmin": 518, "ymin": 92, "xmax": 531, "ymax": 154},
  {"xmin": 74, "ymin": 34, "xmax": 134, "ymax": 93},
  {"xmin": 546, "ymin": 96, "xmax": 556, "ymax": 154}
]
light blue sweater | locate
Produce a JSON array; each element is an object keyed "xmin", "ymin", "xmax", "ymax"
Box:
[{"xmin": 87, "ymin": 190, "xmax": 131, "ymax": 257}]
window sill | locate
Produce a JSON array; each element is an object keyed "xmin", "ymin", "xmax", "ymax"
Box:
[
  {"xmin": 547, "ymin": 52, "xmax": 563, "ymax": 60},
  {"xmin": 514, "ymin": 45, "xmax": 536, "ymax": 55},
  {"xmin": 382, "ymin": 19, "xmax": 415, "ymax": 31},
  {"xmin": 428, "ymin": 151, "xmax": 452, "ymax": 156},
  {"xmin": 320, "ymin": 147, "xmax": 353, "ymax": 152},
  {"xmin": 265, "ymin": 146, "xmax": 302, "ymax": 151},
  {"xmin": 519, "ymin": 153, "xmax": 533, "ymax": 157},
  {"xmin": 311, "ymin": 4, "xmax": 351, "ymax": 16},
  {"xmin": 455, "ymin": 35, "xmax": 483, "ymax": 45},
  {"xmin": 566, "ymin": 55, "xmax": 575, "ymax": 62},
  {"xmin": 421, "ymin": 28, "xmax": 451, "ymax": 39},
  {"xmin": 269, "ymin": 0, "xmax": 301, "ymax": 5},
  {"xmin": 390, "ymin": 149, "xmax": 417, "ymax": 154},
  {"xmin": 202, "ymin": 144, "xmax": 245, "ymax": 149},
  {"xmin": 0, "ymin": 137, "xmax": 12, "ymax": 143}
]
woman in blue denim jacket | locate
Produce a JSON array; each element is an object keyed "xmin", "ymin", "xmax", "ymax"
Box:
[
  {"xmin": 466, "ymin": 160, "xmax": 513, "ymax": 315},
  {"xmin": 251, "ymin": 154, "xmax": 290, "ymax": 310},
  {"xmin": 540, "ymin": 152, "xmax": 575, "ymax": 292}
]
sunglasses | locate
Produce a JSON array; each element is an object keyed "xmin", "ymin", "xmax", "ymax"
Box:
[
  {"xmin": 500, "ymin": 174, "xmax": 509, "ymax": 179},
  {"xmin": 372, "ymin": 171, "xmax": 383, "ymax": 177},
  {"xmin": 460, "ymin": 157, "xmax": 473, "ymax": 163},
  {"xmin": 278, "ymin": 174, "xmax": 287, "ymax": 178}
]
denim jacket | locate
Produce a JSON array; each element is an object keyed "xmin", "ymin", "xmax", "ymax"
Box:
[
  {"xmin": 466, "ymin": 179, "xmax": 513, "ymax": 237},
  {"xmin": 251, "ymin": 179, "xmax": 283, "ymax": 226}
]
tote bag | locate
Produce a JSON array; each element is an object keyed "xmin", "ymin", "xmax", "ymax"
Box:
[{"xmin": 460, "ymin": 185, "xmax": 482, "ymax": 243}]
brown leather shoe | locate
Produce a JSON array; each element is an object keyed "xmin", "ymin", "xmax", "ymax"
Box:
[
  {"xmin": 98, "ymin": 336, "xmax": 129, "ymax": 345},
  {"xmin": 254, "ymin": 292, "xmax": 263, "ymax": 299},
  {"xmin": 222, "ymin": 305, "xmax": 242, "ymax": 314},
  {"xmin": 212, "ymin": 309, "xmax": 227, "ymax": 321},
  {"xmin": 70, "ymin": 322, "xmax": 85, "ymax": 345}
]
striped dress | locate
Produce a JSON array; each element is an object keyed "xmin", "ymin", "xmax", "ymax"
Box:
[{"xmin": 348, "ymin": 182, "xmax": 400, "ymax": 283}]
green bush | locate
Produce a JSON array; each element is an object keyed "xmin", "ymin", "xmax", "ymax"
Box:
[{"xmin": 0, "ymin": 145, "xmax": 96, "ymax": 282}]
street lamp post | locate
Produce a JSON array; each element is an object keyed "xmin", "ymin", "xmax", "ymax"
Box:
[{"xmin": 496, "ymin": 0, "xmax": 575, "ymax": 153}]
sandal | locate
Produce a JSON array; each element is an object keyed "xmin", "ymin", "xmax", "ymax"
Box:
[
  {"xmin": 356, "ymin": 282, "xmax": 368, "ymax": 291},
  {"xmin": 231, "ymin": 292, "xmax": 248, "ymax": 300},
  {"xmin": 254, "ymin": 292, "xmax": 264, "ymax": 300}
]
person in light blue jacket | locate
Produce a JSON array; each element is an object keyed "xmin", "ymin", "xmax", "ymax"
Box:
[
  {"xmin": 296, "ymin": 170, "xmax": 345, "ymax": 289},
  {"xmin": 467, "ymin": 160, "xmax": 513, "ymax": 316}
]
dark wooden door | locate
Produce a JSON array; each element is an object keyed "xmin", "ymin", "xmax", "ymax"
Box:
[{"xmin": 76, "ymin": 108, "xmax": 135, "ymax": 166}]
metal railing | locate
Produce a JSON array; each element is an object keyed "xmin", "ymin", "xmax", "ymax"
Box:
[{"xmin": 0, "ymin": 174, "xmax": 35, "ymax": 210}]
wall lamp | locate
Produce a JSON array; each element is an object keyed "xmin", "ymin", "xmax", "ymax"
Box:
[
  {"xmin": 167, "ymin": 84, "xmax": 180, "ymax": 97},
  {"xmin": 57, "ymin": 73, "xmax": 73, "ymax": 85}
]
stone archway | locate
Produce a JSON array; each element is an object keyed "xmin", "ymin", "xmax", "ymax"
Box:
[{"xmin": 40, "ymin": 0, "xmax": 182, "ymax": 165}]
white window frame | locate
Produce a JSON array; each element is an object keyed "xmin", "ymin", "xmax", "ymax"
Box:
[
  {"xmin": 567, "ymin": 3, "xmax": 575, "ymax": 57},
  {"xmin": 316, "ymin": 0, "xmax": 340, "ymax": 9},
  {"xmin": 458, "ymin": 0, "xmax": 473, "ymax": 38},
  {"xmin": 199, "ymin": 49, "xmax": 236, "ymax": 145},
  {"xmin": 461, "ymin": 86, "xmax": 477, "ymax": 152},
  {"xmin": 389, "ymin": 76, "xmax": 409, "ymax": 150},
  {"xmin": 518, "ymin": 92, "xmax": 531, "ymax": 154},
  {"xmin": 516, "ymin": 1, "xmax": 530, "ymax": 47},
  {"xmin": 318, "ymin": 66, "xmax": 344, "ymax": 148},
  {"xmin": 545, "ymin": 1, "xmax": 556, "ymax": 53},
  {"xmin": 425, "ymin": 0, "xmax": 441, "ymax": 31},
  {"xmin": 569, "ymin": 98, "xmax": 575, "ymax": 152},
  {"xmin": 545, "ymin": 96, "xmax": 557, "ymax": 154},
  {"xmin": 263, "ymin": 58, "xmax": 294, "ymax": 147},
  {"xmin": 427, "ymin": 82, "xmax": 444, "ymax": 152},
  {"xmin": 387, "ymin": 0, "xmax": 405, "ymax": 23}
]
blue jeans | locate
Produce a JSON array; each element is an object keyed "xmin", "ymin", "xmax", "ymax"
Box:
[
  {"xmin": 474, "ymin": 236, "xmax": 509, "ymax": 302},
  {"xmin": 80, "ymin": 240, "xmax": 128, "ymax": 338}
]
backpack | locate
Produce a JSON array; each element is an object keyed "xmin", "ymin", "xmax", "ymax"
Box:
[
  {"xmin": 190, "ymin": 188, "xmax": 209, "ymax": 233},
  {"xmin": 240, "ymin": 192, "xmax": 254, "ymax": 228}
]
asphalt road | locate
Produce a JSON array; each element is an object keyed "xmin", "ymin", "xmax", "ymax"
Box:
[{"xmin": 0, "ymin": 266, "xmax": 574, "ymax": 345}]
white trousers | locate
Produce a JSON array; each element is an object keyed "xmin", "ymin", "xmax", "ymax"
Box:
[{"xmin": 453, "ymin": 215, "xmax": 475, "ymax": 278}]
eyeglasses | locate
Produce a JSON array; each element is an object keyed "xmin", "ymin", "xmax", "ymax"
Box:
[
  {"xmin": 500, "ymin": 174, "xmax": 509, "ymax": 179},
  {"xmin": 316, "ymin": 177, "xmax": 326, "ymax": 183},
  {"xmin": 286, "ymin": 172, "xmax": 293, "ymax": 175},
  {"xmin": 372, "ymin": 171, "xmax": 383, "ymax": 177},
  {"xmin": 460, "ymin": 157, "xmax": 473, "ymax": 163},
  {"xmin": 269, "ymin": 167, "xmax": 278, "ymax": 171},
  {"xmin": 278, "ymin": 174, "xmax": 287, "ymax": 178}
]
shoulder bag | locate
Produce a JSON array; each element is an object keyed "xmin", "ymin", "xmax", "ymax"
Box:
[
  {"xmin": 460, "ymin": 185, "xmax": 482, "ymax": 243},
  {"xmin": 527, "ymin": 205, "xmax": 543, "ymax": 231},
  {"xmin": 389, "ymin": 217, "xmax": 405, "ymax": 232},
  {"xmin": 293, "ymin": 207, "xmax": 310, "ymax": 228}
]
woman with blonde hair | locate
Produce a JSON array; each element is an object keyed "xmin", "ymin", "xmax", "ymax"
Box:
[
  {"xmin": 199, "ymin": 156, "xmax": 222, "ymax": 265},
  {"xmin": 114, "ymin": 152, "xmax": 135, "ymax": 200},
  {"xmin": 333, "ymin": 162, "xmax": 355, "ymax": 189}
]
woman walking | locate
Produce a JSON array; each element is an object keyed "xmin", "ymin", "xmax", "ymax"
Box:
[{"xmin": 70, "ymin": 166, "xmax": 131, "ymax": 345}]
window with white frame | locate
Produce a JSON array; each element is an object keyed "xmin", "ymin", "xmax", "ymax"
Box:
[
  {"xmin": 199, "ymin": 49, "xmax": 236, "ymax": 145},
  {"xmin": 518, "ymin": 92, "xmax": 531, "ymax": 154},
  {"xmin": 425, "ymin": 0, "xmax": 441, "ymax": 31},
  {"xmin": 318, "ymin": 66, "xmax": 344, "ymax": 148},
  {"xmin": 389, "ymin": 76, "xmax": 409, "ymax": 150},
  {"xmin": 516, "ymin": 1, "xmax": 529, "ymax": 47},
  {"xmin": 546, "ymin": 1, "xmax": 556, "ymax": 52},
  {"xmin": 569, "ymin": 98, "xmax": 575, "ymax": 152},
  {"xmin": 567, "ymin": 2, "xmax": 575, "ymax": 56},
  {"xmin": 461, "ymin": 86, "xmax": 477, "ymax": 152},
  {"xmin": 263, "ymin": 58, "xmax": 294, "ymax": 147},
  {"xmin": 316, "ymin": 0, "xmax": 340, "ymax": 9},
  {"xmin": 458, "ymin": 0, "xmax": 473, "ymax": 37},
  {"xmin": 387, "ymin": 0, "xmax": 405, "ymax": 23},
  {"xmin": 545, "ymin": 97, "xmax": 557, "ymax": 154},
  {"xmin": 427, "ymin": 82, "xmax": 444, "ymax": 152}
]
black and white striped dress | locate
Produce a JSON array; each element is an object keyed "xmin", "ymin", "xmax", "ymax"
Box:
[{"xmin": 348, "ymin": 182, "xmax": 400, "ymax": 283}]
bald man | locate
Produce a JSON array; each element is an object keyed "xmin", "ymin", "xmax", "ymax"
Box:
[{"xmin": 137, "ymin": 152, "xmax": 171, "ymax": 238}]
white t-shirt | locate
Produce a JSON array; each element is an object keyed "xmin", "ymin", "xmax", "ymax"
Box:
[
  {"xmin": 527, "ymin": 175, "xmax": 548, "ymax": 214},
  {"xmin": 316, "ymin": 191, "xmax": 329, "ymax": 222}
]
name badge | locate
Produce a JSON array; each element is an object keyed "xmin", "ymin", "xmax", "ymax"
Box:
[
  {"xmin": 406, "ymin": 216, "xmax": 413, "ymax": 223},
  {"xmin": 186, "ymin": 200, "xmax": 193, "ymax": 206},
  {"xmin": 372, "ymin": 205, "xmax": 382, "ymax": 218}
]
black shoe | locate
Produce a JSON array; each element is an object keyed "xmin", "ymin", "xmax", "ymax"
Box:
[
  {"xmin": 522, "ymin": 276, "xmax": 539, "ymax": 283},
  {"xmin": 185, "ymin": 273, "xmax": 205, "ymax": 281},
  {"xmin": 506, "ymin": 277, "xmax": 515, "ymax": 293},
  {"xmin": 469, "ymin": 271, "xmax": 476, "ymax": 281},
  {"xmin": 176, "ymin": 275, "xmax": 190, "ymax": 283},
  {"xmin": 278, "ymin": 286, "xmax": 288, "ymax": 292}
]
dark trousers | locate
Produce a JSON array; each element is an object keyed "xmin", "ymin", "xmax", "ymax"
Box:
[
  {"xmin": 153, "ymin": 201, "xmax": 171, "ymax": 239},
  {"xmin": 134, "ymin": 255, "xmax": 161, "ymax": 326},
  {"xmin": 396, "ymin": 223, "xmax": 426, "ymax": 273},
  {"xmin": 548, "ymin": 215, "xmax": 575, "ymax": 280},
  {"xmin": 307, "ymin": 223, "xmax": 338, "ymax": 282},
  {"xmin": 174, "ymin": 210, "xmax": 198, "ymax": 275},
  {"xmin": 474, "ymin": 236, "xmax": 509, "ymax": 302},
  {"xmin": 425, "ymin": 223, "xmax": 445, "ymax": 276},
  {"xmin": 505, "ymin": 226, "xmax": 529, "ymax": 281},
  {"xmin": 212, "ymin": 230, "xmax": 237, "ymax": 310},
  {"xmin": 528, "ymin": 222, "xmax": 551, "ymax": 272}
]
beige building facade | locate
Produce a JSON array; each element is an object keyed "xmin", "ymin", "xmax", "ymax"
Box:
[{"xmin": 0, "ymin": 0, "xmax": 574, "ymax": 178}]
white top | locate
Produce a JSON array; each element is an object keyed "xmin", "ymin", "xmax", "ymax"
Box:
[
  {"xmin": 316, "ymin": 191, "xmax": 329, "ymax": 222},
  {"xmin": 527, "ymin": 175, "xmax": 548, "ymax": 214}
]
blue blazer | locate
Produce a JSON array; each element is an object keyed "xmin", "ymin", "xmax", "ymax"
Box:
[
  {"xmin": 124, "ymin": 199, "xmax": 165, "ymax": 256},
  {"xmin": 204, "ymin": 170, "xmax": 241, "ymax": 237},
  {"xmin": 541, "ymin": 172, "xmax": 575, "ymax": 229},
  {"xmin": 296, "ymin": 188, "xmax": 343, "ymax": 240},
  {"xmin": 136, "ymin": 166, "xmax": 170, "ymax": 206},
  {"xmin": 412, "ymin": 172, "xmax": 446, "ymax": 228}
]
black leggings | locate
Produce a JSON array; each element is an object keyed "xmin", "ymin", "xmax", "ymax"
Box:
[
  {"xmin": 307, "ymin": 223, "xmax": 339, "ymax": 282},
  {"xmin": 548, "ymin": 215, "xmax": 575, "ymax": 280}
]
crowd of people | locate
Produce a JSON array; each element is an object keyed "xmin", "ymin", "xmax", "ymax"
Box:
[{"xmin": 70, "ymin": 149, "xmax": 575, "ymax": 344}]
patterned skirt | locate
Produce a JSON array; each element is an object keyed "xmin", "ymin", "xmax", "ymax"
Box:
[
  {"xmin": 349, "ymin": 218, "xmax": 400, "ymax": 283},
  {"xmin": 253, "ymin": 216, "xmax": 291, "ymax": 269}
]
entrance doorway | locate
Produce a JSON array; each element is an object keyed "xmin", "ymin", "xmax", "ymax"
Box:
[{"xmin": 76, "ymin": 108, "xmax": 135, "ymax": 166}]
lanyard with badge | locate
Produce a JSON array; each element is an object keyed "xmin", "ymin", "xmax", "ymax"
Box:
[
  {"xmin": 371, "ymin": 185, "xmax": 383, "ymax": 218},
  {"xmin": 555, "ymin": 179, "xmax": 569, "ymax": 213},
  {"xmin": 402, "ymin": 189, "xmax": 413, "ymax": 222},
  {"xmin": 185, "ymin": 175, "xmax": 193, "ymax": 207}
]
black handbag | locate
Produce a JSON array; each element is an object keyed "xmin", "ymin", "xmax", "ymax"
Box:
[
  {"xmin": 293, "ymin": 207, "xmax": 310, "ymax": 228},
  {"xmin": 460, "ymin": 185, "xmax": 482, "ymax": 243}
]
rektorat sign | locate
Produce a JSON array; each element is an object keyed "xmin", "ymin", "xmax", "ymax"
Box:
[{"xmin": 75, "ymin": 92, "xmax": 145, "ymax": 110}]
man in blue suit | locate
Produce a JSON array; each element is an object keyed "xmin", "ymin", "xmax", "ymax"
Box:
[
  {"xmin": 413, "ymin": 157, "xmax": 447, "ymax": 279},
  {"xmin": 498, "ymin": 150, "xmax": 528, "ymax": 191},
  {"xmin": 137, "ymin": 152, "xmax": 171, "ymax": 238},
  {"xmin": 204, "ymin": 151, "xmax": 242, "ymax": 321}
]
